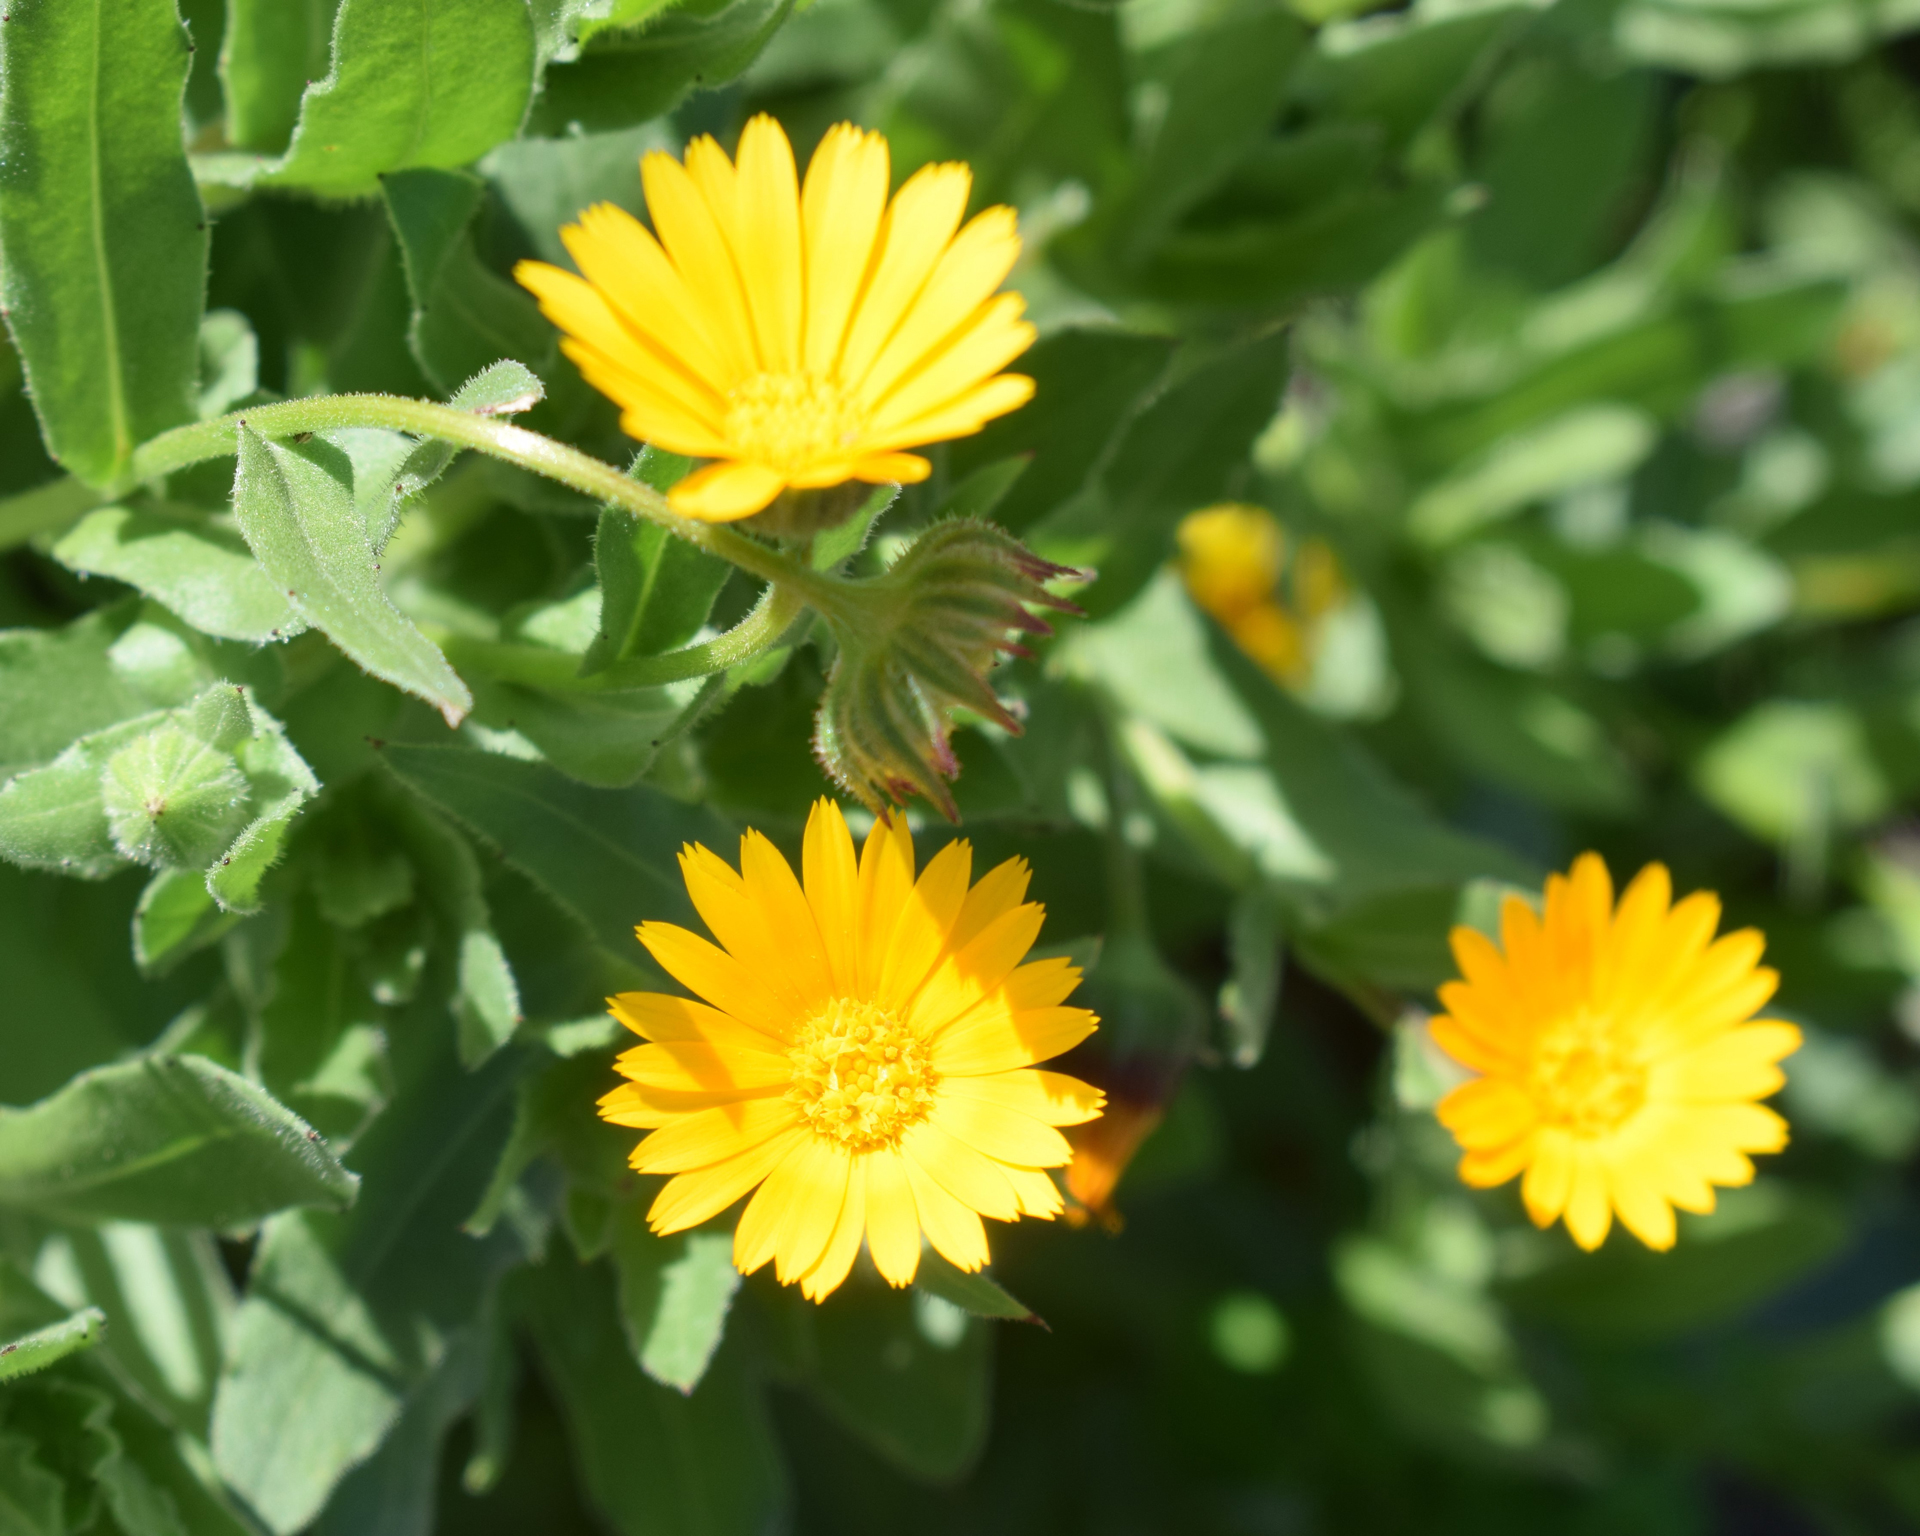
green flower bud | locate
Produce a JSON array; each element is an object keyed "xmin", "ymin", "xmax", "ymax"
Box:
[
  {"xmin": 811, "ymin": 519, "xmax": 1082, "ymax": 819},
  {"xmin": 102, "ymin": 723, "xmax": 251, "ymax": 869}
]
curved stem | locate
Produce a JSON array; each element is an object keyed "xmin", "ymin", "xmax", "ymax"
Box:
[
  {"xmin": 130, "ymin": 393, "xmax": 840, "ymax": 599},
  {"xmin": 438, "ymin": 585, "xmax": 808, "ymax": 694}
]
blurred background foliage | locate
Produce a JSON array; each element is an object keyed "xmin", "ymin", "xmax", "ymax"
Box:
[{"xmin": 6, "ymin": 0, "xmax": 1920, "ymax": 1530}]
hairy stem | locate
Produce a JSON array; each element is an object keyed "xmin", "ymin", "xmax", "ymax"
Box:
[
  {"xmin": 437, "ymin": 585, "xmax": 808, "ymax": 693},
  {"xmin": 130, "ymin": 393, "xmax": 842, "ymax": 599}
]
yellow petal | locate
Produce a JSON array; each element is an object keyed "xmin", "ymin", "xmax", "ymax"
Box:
[
  {"xmin": 612, "ymin": 1041, "xmax": 790, "ymax": 1094},
  {"xmin": 902, "ymin": 1151, "xmax": 990, "ymax": 1272},
  {"xmin": 648, "ymin": 1126, "xmax": 806, "ymax": 1232},
  {"xmin": 857, "ymin": 204, "xmax": 1022, "ymax": 406},
  {"xmin": 739, "ymin": 828, "xmax": 836, "ymax": 1005},
  {"xmin": 1435, "ymin": 1076, "xmax": 1537, "ymax": 1151},
  {"xmin": 849, "ymin": 451, "xmax": 934, "ymax": 483},
  {"xmin": 931, "ymin": 1094, "xmax": 1072, "ymax": 1167},
  {"xmin": 769, "ymin": 1136, "xmax": 852, "ymax": 1284},
  {"xmin": 608, "ymin": 990, "xmax": 788, "ymax": 1054},
  {"xmin": 865, "ymin": 293, "xmax": 1035, "ymax": 433},
  {"xmin": 1459, "ymin": 1137, "xmax": 1533, "ymax": 1186},
  {"xmin": 908, "ymin": 902, "xmax": 1047, "ymax": 1033},
  {"xmin": 800, "ymin": 1153, "xmax": 868, "ymax": 1301},
  {"xmin": 864, "ymin": 1147, "xmax": 922, "ymax": 1286},
  {"xmin": 802, "ymin": 799, "xmax": 861, "ymax": 993},
  {"xmin": 668, "ymin": 461, "xmax": 788, "ymax": 520},
  {"xmin": 558, "ymin": 205, "xmax": 732, "ymax": 390},
  {"xmin": 636, "ymin": 921, "xmax": 791, "ymax": 1037},
  {"xmin": 731, "ymin": 1136, "xmax": 816, "ymax": 1275},
  {"xmin": 854, "ymin": 814, "xmax": 916, "ymax": 998},
  {"xmin": 554, "ymin": 336, "xmax": 730, "ymax": 455},
  {"xmin": 879, "ymin": 837, "xmax": 972, "ymax": 1009},
  {"xmin": 930, "ymin": 1005, "xmax": 1097, "ymax": 1076},
  {"xmin": 900, "ymin": 1120, "xmax": 1019, "ymax": 1221},
  {"xmin": 947, "ymin": 856, "xmax": 1031, "ymax": 954},
  {"xmin": 1563, "ymin": 1148, "xmax": 1613, "ymax": 1250},
  {"xmin": 1000, "ymin": 1164, "xmax": 1064, "ymax": 1219},
  {"xmin": 939, "ymin": 1068, "xmax": 1104, "ymax": 1125},
  {"xmin": 801, "ymin": 123, "xmax": 890, "ymax": 376},
  {"xmin": 1521, "ymin": 1127, "xmax": 1575, "ymax": 1225},
  {"xmin": 628, "ymin": 1098, "xmax": 799, "ymax": 1174},
  {"xmin": 640, "ymin": 148, "xmax": 757, "ymax": 383},
  {"xmin": 864, "ymin": 374, "xmax": 1034, "ymax": 453},
  {"xmin": 730, "ymin": 114, "xmax": 804, "ymax": 374},
  {"xmin": 838, "ymin": 161, "xmax": 972, "ymax": 388},
  {"xmin": 1648, "ymin": 1021, "xmax": 1800, "ymax": 1103}
]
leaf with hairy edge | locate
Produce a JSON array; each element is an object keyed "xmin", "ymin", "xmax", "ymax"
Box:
[
  {"xmin": 232, "ymin": 424, "xmax": 471, "ymax": 726},
  {"xmin": 0, "ymin": 1054, "xmax": 356, "ymax": 1227},
  {"xmin": 53, "ymin": 508, "xmax": 307, "ymax": 645},
  {"xmin": 224, "ymin": 0, "xmax": 538, "ymax": 198},
  {"xmin": 0, "ymin": 1308, "xmax": 107, "ymax": 1383},
  {"xmin": 380, "ymin": 743, "xmax": 725, "ymax": 962},
  {"xmin": 0, "ymin": 0, "xmax": 207, "ymax": 489},
  {"xmin": 219, "ymin": 0, "xmax": 341, "ymax": 152}
]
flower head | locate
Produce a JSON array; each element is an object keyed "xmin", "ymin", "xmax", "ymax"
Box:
[
  {"xmin": 1177, "ymin": 504, "xmax": 1345, "ymax": 688},
  {"xmin": 1432, "ymin": 854, "xmax": 1800, "ymax": 1251},
  {"xmin": 517, "ymin": 116, "xmax": 1037, "ymax": 522},
  {"xmin": 600, "ymin": 800, "xmax": 1103, "ymax": 1300}
]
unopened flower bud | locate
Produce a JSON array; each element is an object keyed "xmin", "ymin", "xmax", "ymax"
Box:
[{"xmin": 812, "ymin": 519, "xmax": 1083, "ymax": 819}]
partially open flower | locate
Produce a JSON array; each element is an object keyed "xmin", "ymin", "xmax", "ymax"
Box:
[
  {"xmin": 812, "ymin": 520, "xmax": 1081, "ymax": 819},
  {"xmin": 516, "ymin": 115, "xmax": 1037, "ymax": 522}
]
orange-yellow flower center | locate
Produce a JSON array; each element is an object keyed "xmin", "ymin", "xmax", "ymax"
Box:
[
  {"xmin": 1529, "ymin": 1015, "xmax": 1646, "ymax": 1136},
  {"xmin": 725, "ymin": 371, "xmax": 867, "ymax": 473},
  {"xmin": 787, "ymin": 998, "xmax": 937, "ymax": 1151}
]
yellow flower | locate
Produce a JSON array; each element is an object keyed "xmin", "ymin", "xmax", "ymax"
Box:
[
  {"xmin": 1432, "ymin": 854, "xmax": 1801, "ymax": 1252},
  {"xmin": 1176, "ymin": 504, "xmax": 1346, "ymax": 688},
  {"xmin": 600, "ymin": 800, "xmax": 1103, "ymax": 1300},
  {"xmin": 516, "ymin": 115, "xmax": 1037, "ymax": 522}
]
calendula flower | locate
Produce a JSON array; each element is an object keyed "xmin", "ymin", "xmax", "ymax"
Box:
[
  {"xmin": 1177, "ymin": 504, "xmax": 1346, "ymax": 688},
  {"xmin": 1432, "ymin": 854, "xmax": 1800, "ymax": 1251},
  {"xmin": 516, "ymin": 115, "xmax": 1036, "ymax": 522},
  {"xmin": 600, "ymin": 800, "xmax": 1103, "ymax": 1300}
]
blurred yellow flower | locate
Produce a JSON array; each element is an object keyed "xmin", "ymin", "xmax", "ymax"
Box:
[
  {"xmin": 1176, "ymin": 504, "xmax": 1345, "ymax": 687},
  {"xmin": 1432, "ymin": 854, "xmax": 1800, "ymax": 1252},
  {"xmin": 601, "ymin": 800, "xmax": 1103, "ymax": 1300},
  {"xmin": 517, "ymin": 115, "xmax": 1036, "ymax": 522}
]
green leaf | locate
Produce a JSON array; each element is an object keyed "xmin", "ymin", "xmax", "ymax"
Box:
[
  {"xmin": 0, "ymin": 1053, "xmax": 357, "ymax": 1226},
  {"xmin": 0, "ymin": 1309, "xmax": 107, "ymax": 1383},
  {"xmin": 210, "ymin": 1041, "xmax": 522, "ymax": 1534},
  {"xmin": 53, "ymin": 507, "xmax": 307, "ymax": 645},
  {"xmin": 133, "ymin": 867, "xmax": 238, "ymax": 974},
  {"xmin": 220, "ymin": 0, "xmax": 341, "ymax": 152},
  {"xmin": 1220, "ymin": 886, "xmax": 1284, "ymax": 1068},
  {"xmin": 232, "ymin": 424, "xmax": 472, "ymax": 727},
  {"xmin": 949, "ymin": 328, "xmax": 1173, "ymax": 535},
  {"xmin": 1111, "ymin": 2, "xmax": 1307, "ymax": 266},
  {"xmin": 522, "ymin": 1257, "xmax": 788, "ymax": 1536},
  {"xmin": 382, "ymin": 169, "xmax": 556, "ymax": 396},
  {"xmin": 531, "ymin": 0, "xmax": 796, "ymax": 135},
  {"xmin": 912, "ymin": 1251, "xmax": 1041, "ymax": 1325},
  {"xmin": 0, "ymin": 0, "xmax": 207, "ymax": 489},
  {"xmin": 0, "ymin": 712, "xmax": 167, "ymax": 879},
  {"xmin": 581, "ymin": 450, "xmax": 729, "ymax": 676},
  {"xmin": 0, "ymin": 609, "xmax": 158, "ymax": 777},
  {"xmin": 789, "ymin": 1280, "xmax": 990, "ymax": 1482},
  {"xmin": 205, "ymin": 687, "xmax": 321, "ymax": 913},
  {"xmin": 380, "ymin": 743, "xmax": 725, "ymax": 963},
  {"xmin": 0, "ymin": 1430, "xmax": 64, "ymax": 1535},
  {"xmin": 246, "ymin": 0, "xmax": 537, "ymax": 198},
  {"xmin": 611, "ymin": 1212, "xmax": 739, "ymax": 1394}
]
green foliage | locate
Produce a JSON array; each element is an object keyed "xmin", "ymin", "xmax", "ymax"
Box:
[{"xmin": 4, "ymin": 0, "xmax": 1920, "ymax": 1530}]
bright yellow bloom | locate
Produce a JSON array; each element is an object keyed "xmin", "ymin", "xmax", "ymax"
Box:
[
  {"xmin": 1432, "ymin": 854, "xmax": 1800, "ymax": 1252},
  {"xmin": 1176, "ymin": 504, "xmax": 1346, "ymax": 688},
  {"xmin": 600, "ymin": 800, "xmax": 1103, "ymax": 1300},
  {"xmin": 516, "ymin": 115, "xmax": 1037, "ymax": 522}
]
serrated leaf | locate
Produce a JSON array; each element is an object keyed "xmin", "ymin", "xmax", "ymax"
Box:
[
  {"xmin": 246, "ymin": 0, "xmax": 538, "ymax": 198},
  {"xmin": 53, "ymin": 507, "xmax": 307, "ymax": 645},
  {"xmin": 0, "ymin": 1053, "xmax": 357, "ymax": 1227},
  {"xmin": 0, "ymin": 0, "xmax": 207, "ymax": 488},
  {"xmin": 0, "ymin": 1309, "xmax": 107, "ymax": 1383},
  {"xmin": 232, "ymin": 424, "xmax": 471, "ymax": 726},
  {"xmin": 380, "ymin": 743, "xmax": 724, "ymax": 962}
]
